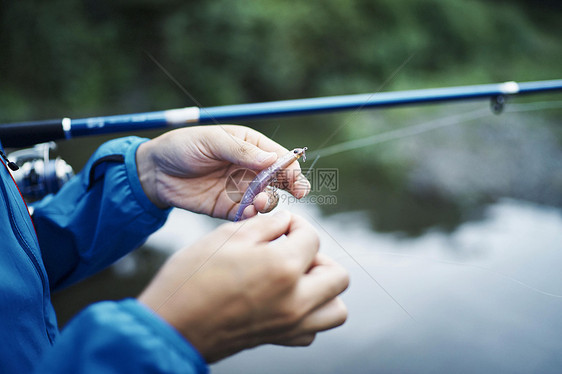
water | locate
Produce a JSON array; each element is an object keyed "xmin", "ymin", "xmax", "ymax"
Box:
[{"xmin": 142, "ymin": 198, "xmax": 562, "ymax": 374}]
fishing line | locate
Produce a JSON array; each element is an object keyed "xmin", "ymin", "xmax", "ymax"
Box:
[
  {"xmin": 297, "ymin": 55, "xmax": 421, "ymax": 320},
  {"xmin": 153, "ymin": 218, "xmax": 252, "ymax": 313},
  {"xmin": 347, "ymin": 250, "xmax": 562, "ymax": 299},
  {"xmin": 505, "ymin": 100, "xmax": 562, "ymax": 112},
  {"xmin": 303, "ymin": 211, "xmax": 416, "ymax": 320},
  {"xmin": 282, "ymin": 53, "xmax": 415, "ymax": 208},
  {"xmin": 144, "ymin": 52, "xmax": 280, "ymax": 309},
  {"xmin": 146, "ymin": 50, "xmax": 562, "ymax": 314},
  {"xmin": 314, "ymin": 53, "xmax": 416, "ymax": 151},
  {"xmin": 311, "ymin": 107, "xmax": 490, "ymax": 159},
  {"xmin": 309, "ymin": 99, "xmax": 562, "ymax": 160},
  {"xmin": 298, "ymin": 98, "xmax": 562, "ymax": 315},
  {"xmin": 144, "ymin": 51, "xmax": 249, "ymax": 153},
  {"xmin": 304, "ymin": 154, "xmax": 321, "ymax": 181},
  {"xmin": 269, "ymin": 124, "xmax": 281, "ymax": 141}
]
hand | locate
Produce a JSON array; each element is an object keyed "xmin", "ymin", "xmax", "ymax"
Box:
[
  {"xmin": 138, "ymin": 211, "xmax": 349, "ymax": 363},
  {"xmin": 136, "ymin": 125, "xmax": 311, "ymax": 220}
]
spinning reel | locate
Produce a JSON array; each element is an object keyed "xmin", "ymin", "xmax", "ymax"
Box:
[{"xmin": 8, "ymin": 142, "xmax": 74, "ymax": 200}]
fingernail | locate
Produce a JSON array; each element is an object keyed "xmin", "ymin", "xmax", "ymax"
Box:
[
  {"xmin": 294, "ymin": 179, "xmax": 311, "ymax": 198},
  {"xmin": 257, "ymin": 151, "xmax": 276, "ymax": 163},
  {"xmin": 263, "ymin": 192, "xmax": 279, "ymax": 212}
]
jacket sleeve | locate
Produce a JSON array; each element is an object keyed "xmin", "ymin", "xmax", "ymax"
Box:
[
  {"xmin": 32, "ymin": 136, "xmax": 170, "ymax": 290},
  {"xmin": 32, "ymin": 138, "xmax": 209, "ymax": 373},
  {"xmin": 37, "ymin": 299, "xmax": 208, "ymax": 374}
]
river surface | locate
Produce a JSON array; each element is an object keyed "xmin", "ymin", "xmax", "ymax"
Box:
[{"xmin": 142, "ymin": 197, "xmax": 562, "ymax": 374}]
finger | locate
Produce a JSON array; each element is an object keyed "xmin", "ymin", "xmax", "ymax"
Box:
[
  {"xmin": 294, "ymin": 297, "xmax": 348, "ymax": 333},
  {"xmin": 272, "ymin": 333, "xmax": 317, "ymax": 347},
  {"xmin": 274, "ymin": 162, "xmax": 311, "ymax": 199},
  {"xmin": 242, "ymin": 128, "xmax": 310, "ymax": 199},
  {"xmin": 222, "ymin": 125, "xmax": 290, "ymax": 157},
  {"xmin": 269, "ymin": 296, "xmax": 348, "ymax": 345},
  {"xmin": 289, "ymin": 170, "xmax": 310, "ymax": 199},
  {"xmin": 270, "ymin": 214, "xmax": 320, "ymax": 272},
  {"xmin": 238, "ymin": 210, "xmax": 292, "ymax": 243},
  {"xmin": 296, "ymin": 256, "xmax": 350, "ymax": 312},
  {"xmin": 224, "ymin": 138, "xmax": 278, "ymax": 170},
  {"xmin": 253, "ymin": 187, "xmax": 279, "ymax": 214},
  {"xmin": 218, "ymin": 125, "xmax": 310, "ymax": 197},
  {"xmin": 306, "ymin": 252, "xmax": 339, "ymax": 272},
  {"xmin": 235, "ymin": 204, "xmax": 258, "ymax": 221},
  {"xmin": 213, "ymin": 126, "xmax": 290, "ymax": 170}
]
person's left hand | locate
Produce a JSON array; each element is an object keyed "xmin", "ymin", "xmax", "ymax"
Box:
[
  {"xmin": 138, "ymin": 211, "xmax": 349, "ymax": 363},
  {"xmin": 136, "ymin": 125, "xmax": 310, "ymax": 220}
]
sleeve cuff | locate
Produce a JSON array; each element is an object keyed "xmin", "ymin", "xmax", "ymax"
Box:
[
  {"xmin": 120, "ymin": 299, "xmax": 208, "ymax": 373},
  {"xmin": 40, "ymin": 299, "xmax": 209, "ymax": 373}
]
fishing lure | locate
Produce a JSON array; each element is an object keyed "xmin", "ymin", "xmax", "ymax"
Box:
[{"xmin": 233, "ymin": 147, "xmax": 307, "ymax": 222}]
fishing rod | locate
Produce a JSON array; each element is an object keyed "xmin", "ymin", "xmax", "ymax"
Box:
[
  {"xmin": 1, "ymin": 79, "xmax": 561, "ymax": 149},
  {"xmin": 2, "ymin": 78, "xmax": 561, "ymax": 199}
]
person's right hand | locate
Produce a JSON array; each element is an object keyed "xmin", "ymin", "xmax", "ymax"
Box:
[
  {"xmin": 135, "ymin": 125, "xmax": 310, "ymax": 220},
  {"xmin": 138, "ymin": 211, "xmax": 349, "ymax": 363}
]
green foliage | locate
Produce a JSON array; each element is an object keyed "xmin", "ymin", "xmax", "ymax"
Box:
[{"xmin": 1, "ymin": 0, "xmax": 560, "ymax": 121}]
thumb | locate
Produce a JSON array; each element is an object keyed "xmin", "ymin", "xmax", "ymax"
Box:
[{"xmin": 214, "ymin": 134, "xmax": 278, "ymax": 170}]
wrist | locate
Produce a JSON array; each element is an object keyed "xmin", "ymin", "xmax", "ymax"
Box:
[
  {"xmin": 136, "ymin": 141, "xmax": 169, "ymax": 209},
  {"xmin": 137, "ymin": 291, "xmax": 217, "ymax": 362}
]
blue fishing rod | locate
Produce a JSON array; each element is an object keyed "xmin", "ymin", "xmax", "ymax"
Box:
[
  {"xmin": 1, "ymin": 79, "xmax": 561, "ymax": 148},
  {"xmin": 2, "ymin": 79, "xmax": 561, "ymax": 199}
]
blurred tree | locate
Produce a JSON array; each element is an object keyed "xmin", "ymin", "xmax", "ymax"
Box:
[{"xmin": 1, "ymin": 0, "xmax": 559, "ymax": 122}]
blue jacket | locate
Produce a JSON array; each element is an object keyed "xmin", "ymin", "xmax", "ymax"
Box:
[{"xmin": 0, "ymin": 137, "xmax": 208, "ymax": 373}]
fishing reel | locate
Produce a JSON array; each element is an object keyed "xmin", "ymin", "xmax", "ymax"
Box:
[{"xmin": 8, "ymin": 142, "xmax": 74, "ymax": 200}]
